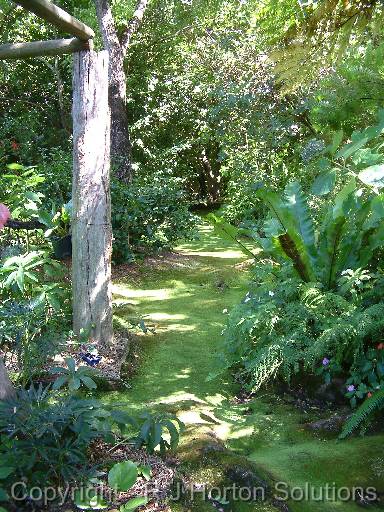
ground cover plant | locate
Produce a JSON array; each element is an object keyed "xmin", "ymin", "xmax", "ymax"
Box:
[{"xmin": 1, "ymin": 0, "xmax": 384, "ymax": 511}]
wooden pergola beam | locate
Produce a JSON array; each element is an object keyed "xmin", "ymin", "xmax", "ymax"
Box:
[
  {"xmin": 13, "ymin": 0, "xmax": 95, "ymax": 41},
  {"xmin": 0, "ymin": 37, "xmax": 92, "ymax": 59}
]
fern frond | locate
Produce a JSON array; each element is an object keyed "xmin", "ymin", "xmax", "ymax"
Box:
[{"xmin": 340, "ymin": 390, "xmax": 384, "ymax": 439}]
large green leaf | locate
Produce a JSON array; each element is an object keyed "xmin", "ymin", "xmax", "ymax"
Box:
[
  {"xmin": 332, "ymin": 178, "xmax": 356, "ymax": 219},
  {"xmin": 317, "ymin": 212, "xmax": 347, "ymax": 289},
  {"xmin": 326, "ymin": 129, "xmax": 343, "ymax": 155},
  {"xmin": 256, "ymin": 186, "xmax": 315, "ymax": 281},
  {"xmin": 358, "ymin": 164, "xmax": 384, "ymax": 189},
  {"xmin": 0, "ymin": 467, "xmax": 14, "ymax": 480},
  {"xmin": 206, "ymin": 214, "xmax": 255, "ymax": 258},
  {"xmin": 336, "ymin": 110, "xmax": 384, "ymax": 160},
  {"xmin": 120, "ymin": 497, "xmax": 149, "ymax": 511},
  {"xmin": 108, "ymin": 461, "xmax": 138, "ymax": 492},
  {"xmin": 311, "ymin": 169, "xmax": 336, "ymax": 196},
  {"xmin": 284, "ymin": 181, "xmax": 316, "ymax": 258}
]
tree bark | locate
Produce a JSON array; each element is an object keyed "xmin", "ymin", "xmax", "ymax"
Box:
[
  {"xmin": 94, "ymin": 0, "xmax": 132, "ymax": 182},
  {"xmin": 0, "ymin": 357, "xmax": 15, "ymax": 401},
  {"xmin": 94, "ymin": 0, "xmax": 150, "ymax": 182},
  {"xmin": 72, "ymin": 50, "xmax": 113, "ymax": 348},
  {"xmin": 201, "ymin": 149, "xmax": 221, "ymax": 204},
  {"xmin": 120, "ymin": 0, "xmax": 149, "ymax": 56}
]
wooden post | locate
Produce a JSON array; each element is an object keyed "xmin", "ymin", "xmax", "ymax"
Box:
[{"xmin": 72, "ymin": 50, "xmax": 113, "ymax": 349}]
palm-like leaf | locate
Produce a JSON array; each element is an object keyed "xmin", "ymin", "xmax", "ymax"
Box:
[{"xmin": 256, "ymin": 186, "xmax": 316, "ymax": 282}]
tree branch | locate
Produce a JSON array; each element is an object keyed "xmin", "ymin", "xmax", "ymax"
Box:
[
  {"xmin": 120, "ymin": 0, "xmax": 149, "ymax": 57},
  {"xmin": 94, "ymin": 0, "xmax": 122, "ymax": 59}
]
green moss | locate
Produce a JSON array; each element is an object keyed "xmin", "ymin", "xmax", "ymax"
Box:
[{"xmin": 101, "ymin": 223, "xmax": 384, "ymax": 512}]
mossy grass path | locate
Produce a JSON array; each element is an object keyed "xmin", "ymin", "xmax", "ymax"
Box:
[{"xmin": 105, "ymin": 224, "xmax": 384, "ymax": 512}]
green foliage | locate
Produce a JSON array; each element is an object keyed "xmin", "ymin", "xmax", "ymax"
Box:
[
  {"xmin": 75, "ymin": 460, "xmax": 150, "ymax": 510},
  {"xmin": 0, "ymin": 384, "xmax": 176, "ymax": 510},
  {"xmin": 0, "ymin": 251, "xmax": 66, "ymax": 300},
  {"xmin": 206, "ymin": 213, "xmax": 256, "ymax": 258},
  {"xmin": 0, "ymin": 380, "xmax": 139, "ymax": 491},
  {"xmin": 214, "ymin": 260, "xmax": 384, "ymax": 394},
  {"xmin": 0, "ymin": 248, "xmax": 71, "ymax": 382},
  {"xmin": 254, "ymin": 179, "xmax": 384, "ymax": 290},
  {"xmin": 133, "ymin": 411, "xmax": 184, "ymax": 455},
  {"xmin": 0, "ymin": 164, "xmax": 45, "ymax": 220},
  {"xmin": 340, "ymin": 390, "xmax": 384, "ymax": 439},
  {"xmin": 111, "ymin": 178, "xmax": 198, "ymax": 263},
  {"xmin": 50, "ymin": 357, "xmax": 98, "ymax": 391}
]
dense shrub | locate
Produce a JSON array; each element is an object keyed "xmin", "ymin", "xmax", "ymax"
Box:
[
  {"xmin": 214, "ymin": 261, "xmax": 384, "ymax": 397},
  {"xmin": 111, "ymin": 178, "xmax": 198, "ymax": 263}
]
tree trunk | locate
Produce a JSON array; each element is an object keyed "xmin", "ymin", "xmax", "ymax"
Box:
[
  {"xmin": 94, "ymin": 0, "xmax": 150, "ymax": 183},
  {"xmin": 72, "ymin": 50, "xmax": 113, "ymax": 348},
  {"xmin": 201, "ymin": 149, "xmax": 221, "ymax": 204},
  {"xmin": 94, "ymin": 0, "xmax": 132, "ymax": 182},
  {"xmin": 0, "ymin": 357, "xmax": 15, "ymax": 401}
]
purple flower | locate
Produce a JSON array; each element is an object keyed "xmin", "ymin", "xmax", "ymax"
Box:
[
  {"xmin": 347, "ymin": 385, "xmax": 355, "ymax": 393},
  {"xmin": 80, "ymin": 352, "xmax": 102, "ymax": 367},
  {"xmin": 322, "ymin": 358, "xmax": 330, "ymax": 366}
]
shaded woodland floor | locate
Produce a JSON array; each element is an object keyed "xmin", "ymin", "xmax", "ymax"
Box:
[{"xmin": 103, "ymin": 224, "xmax": 384, "ymax": 512}]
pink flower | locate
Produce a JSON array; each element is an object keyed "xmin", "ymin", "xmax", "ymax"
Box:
[{"xmin": 0, "ymin": 204, "xmax": 11, "ymax": 229}]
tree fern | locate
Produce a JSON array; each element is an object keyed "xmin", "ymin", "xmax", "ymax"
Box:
[{"xmin": 340, "ymin": 390, "xmax": 384, "ymax": 439}]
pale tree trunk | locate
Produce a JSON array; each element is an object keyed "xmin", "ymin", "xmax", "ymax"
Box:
[
  {"xmin": 72, "ymin": 50, "xmax": 113, "ymax": 349},
  {"xmin": 94, "ymin": 0, "xmax": 149, "ymax": 183},
  {"xmin": 0, "ymin": 357, "xmax": 15, "ymax": 401},
  {"xmin": 201, "ymin": 149, "xmax": 221, "ymax": 204}
]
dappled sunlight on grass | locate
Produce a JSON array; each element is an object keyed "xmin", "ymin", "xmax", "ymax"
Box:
[
  {"xmin": 105, "ymin": 223, "xmax": 384, "ymax": 512},
  {"xmin": 112, "ymin": 284, "xmax": 173, "ymax": 300}
]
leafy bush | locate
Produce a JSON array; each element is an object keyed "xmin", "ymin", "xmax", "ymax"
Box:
[
  {"xmin": 0, "ymin": 383, "xmax": 136, "ymax": 488},
  {"xmin": 212, "ymin": 261, "xmax": 384, "ymax": 393},
  {"xmin": 0, "ymin": 358, "xmax": 182, "ymax": 507},
  {"xmin": 0, "ymin": 250, "xmax": 71, "ymax": 382},
  {"xmin": 212, "ymin": 180, "xmax": 384, "ymax": 399},
  {"xmin": 253, "ymin": 179, "xmax": 384, "ymax": 289},
  {"xmin": 132, "ymin": 411, "xmax": 184, "ymax": 455},
  {"xmin": 111, "ymin": 178, "xmax": 198, "ymax": 263}
]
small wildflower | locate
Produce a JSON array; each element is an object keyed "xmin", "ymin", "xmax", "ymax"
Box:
[
  {"xmin": 11, "ymin": 140, "xmax": 19, "ymax": 151},
  {"xmin": 367, "ymin": 392, "xmax": 373, "ymax": 398},
  {"xmin": 322, "ymin": 357, "xmax": 330, "ymax": 366},
  {"xmin": 269, "ymin": 291, "xmax": 275, "ymax": 297},
  {"xmin": 377, "ymin": 343, "xmax": 384, "ymax": 350},
  {"xmin": 347, "ymin": 385, "xmax": 355, "ymax": 393}
]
